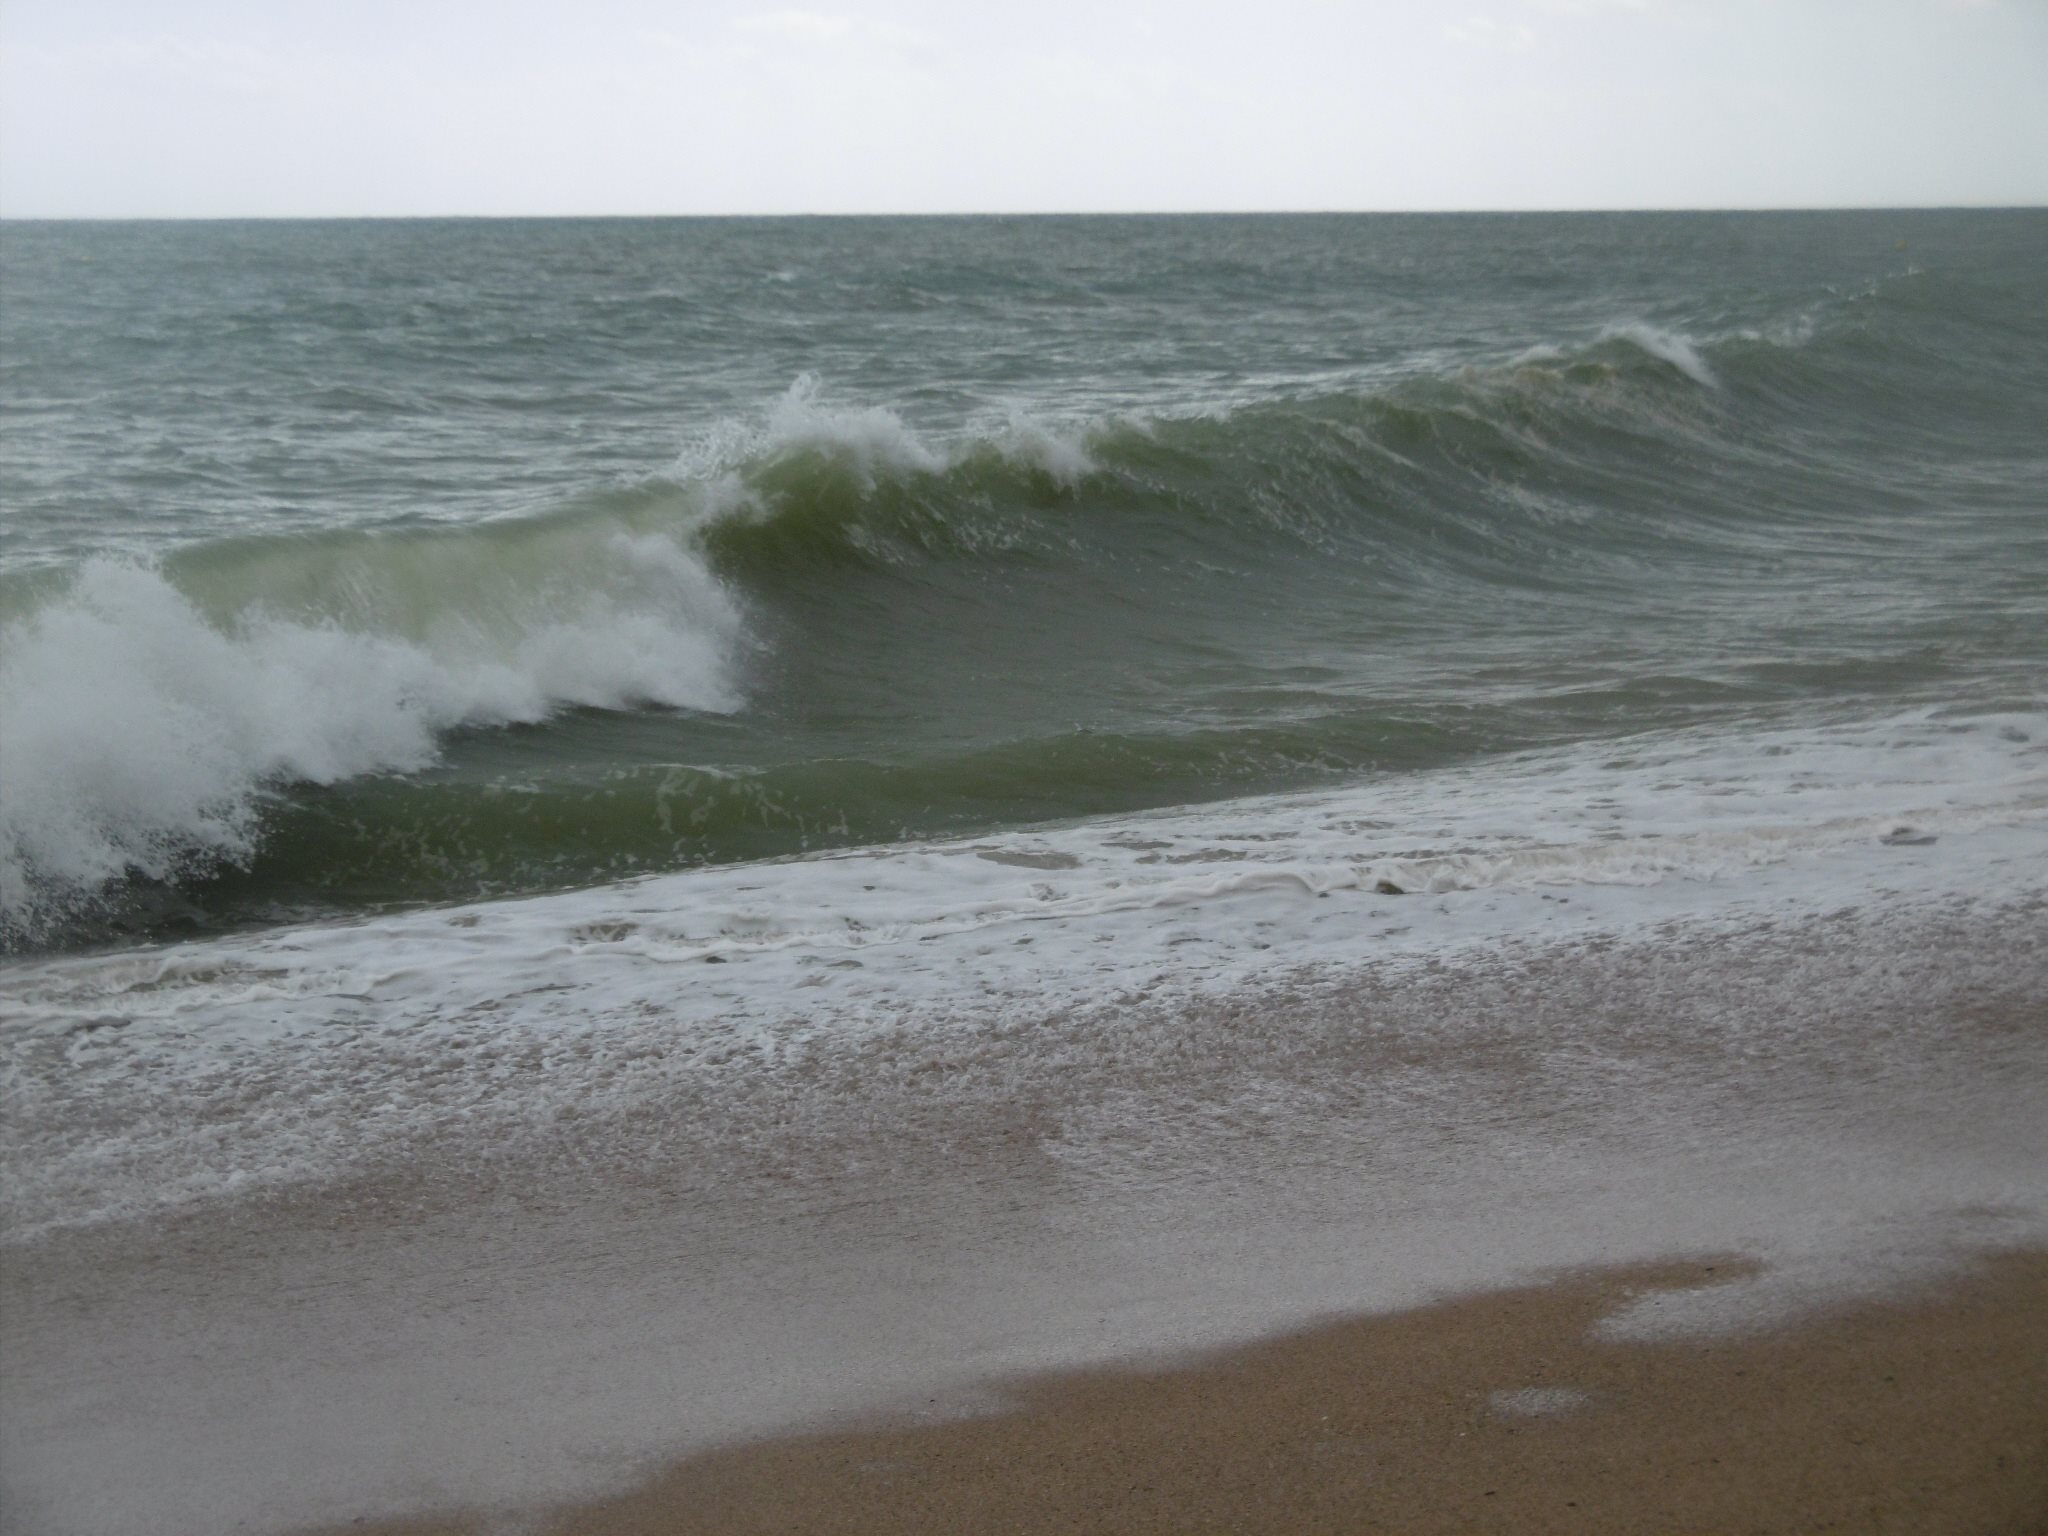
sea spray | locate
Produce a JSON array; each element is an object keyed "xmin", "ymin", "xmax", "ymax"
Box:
[{"xmin": 0, "ymin": 536, "xmax": 745, "ymax": 941}]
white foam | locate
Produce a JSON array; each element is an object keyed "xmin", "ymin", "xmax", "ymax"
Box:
[
  {"xmin": 992, "ymin": 408, "xmax": 1098, "ymax": 486},
  {"xmin": 0, "ymin": 540, "xmax": 744, "ymax": 940},
  {"xmin": 673, "ymin": 373, "xmax": 944, "ymax": 491},
  {"xmin": 673, "ymin": 373, "xmax": 1100, "ymax": 494},
  {"xmin": 1600, "ymin": 321, "xmax": 1720, "ymax": 387}
]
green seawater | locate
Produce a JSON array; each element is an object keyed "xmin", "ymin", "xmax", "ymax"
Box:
[{"xmin": 2, "ymin": 211, "xmax": 2044, "ymax": 948}]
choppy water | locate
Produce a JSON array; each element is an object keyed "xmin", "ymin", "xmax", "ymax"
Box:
[{"xmin": 2, "ymin": 211, "xmax": 2045, "ymax": 948}]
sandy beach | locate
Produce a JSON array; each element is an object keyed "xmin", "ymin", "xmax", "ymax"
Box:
[{"xmin": 316, "ymin": 1250, "xmax": 2048, "ymax": 1536}]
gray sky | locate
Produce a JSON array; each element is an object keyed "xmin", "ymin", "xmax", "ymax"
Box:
[{"xmin": 2, "ymin": 0, "xmax": 2043, "ymax": 217}]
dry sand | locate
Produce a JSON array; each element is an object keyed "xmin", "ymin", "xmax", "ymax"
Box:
[{"xmin": 319, "ymin": 1249, "xmax": 2048, "ymax": 1536}]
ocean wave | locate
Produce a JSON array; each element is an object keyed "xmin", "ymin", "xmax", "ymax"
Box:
[
  {"xmin": 677, "ymin": 328, "xmax": 1753, "ymax": 577},
  {"xmin": 0, "ymin": 536, "xmax": 743, "ymax": 944},
  {"xmin": 103, "ymin": 711, "xmax": 1488, "ymax": 933},
  {"xmin": 0, "ymin": 317, "xmax": 1857, "ymax": 946}
]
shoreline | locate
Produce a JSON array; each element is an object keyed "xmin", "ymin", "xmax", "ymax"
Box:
[
  {"xmin": 315, "ymin": 1249, "xmax": 2048, "ymax": 1535},
  {"xmin": 4, "ymin": 895, "xmax": 2044, "ymax": 1535},
  {"xmin": 5, "ymin": 207, "xmax": 2046, "ymax": 1536}
]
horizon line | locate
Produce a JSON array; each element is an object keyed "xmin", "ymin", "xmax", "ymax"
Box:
[{"xmin": 3, "ymin": 201, "xmax": 2044, "ymax": 224}]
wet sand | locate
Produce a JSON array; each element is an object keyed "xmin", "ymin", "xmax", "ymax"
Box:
[{"xmin": 323, "ymin": 1250, "xmax": 2048, "ymax": 1536}]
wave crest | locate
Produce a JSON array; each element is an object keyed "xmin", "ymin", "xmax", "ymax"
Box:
[
  {"xmin": 0, "ymin": 534, "xmax": 743, "ymax": 943},
  {"xmin": 679, "ymin": 373, "xmax": 1098, "ymax": 493},
  {"xmin": 678, "ymin": 327, "xmax": 1742, "ymax": 580}
]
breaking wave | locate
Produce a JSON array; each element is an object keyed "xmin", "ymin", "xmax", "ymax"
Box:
[
  {"xmin": 0, "ymin": 533, "xmax": 743, "ymax": 942},
  {"xmin": 0, "ymin": 303, "xmax": 2012, "ymax": 949}
]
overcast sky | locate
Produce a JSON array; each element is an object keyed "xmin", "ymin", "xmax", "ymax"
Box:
[{"xmin": 2, "ymin": 0, "xmax": 2042, "ymax": 217}]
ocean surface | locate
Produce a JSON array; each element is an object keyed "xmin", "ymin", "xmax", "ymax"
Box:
[
  {"xmin": 4, "ymin": 211, "xmax": 2043, "ymax": 953},
  {"xmin": 2, "ymin": 212, "xmax": 2046, "ymax": 1535}
]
